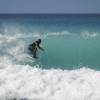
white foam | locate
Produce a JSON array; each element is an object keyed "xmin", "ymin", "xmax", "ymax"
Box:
[
  {"xmin": 81, "ymin": 31, "xmax": 99, "ymax": 38},
  {"xmin": 0, "ymin": 33, "xmax": 36, "ymax": 60},
  {"xmin": 42, "ymin": 31, "xmax": 70, "ymax": 39},
  {"xmin": 0, "ymin": 63, "xmax": 99, "ymax": 100}
]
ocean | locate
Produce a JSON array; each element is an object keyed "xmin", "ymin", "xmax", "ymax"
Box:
[{"xmin": 0, "ymin": 14, "xmax": 100, "ymax": 100}]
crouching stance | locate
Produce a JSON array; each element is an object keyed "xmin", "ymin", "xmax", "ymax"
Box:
[{"xmin": 28, "ymin": 39, "xmax": 44, "ymax": 58}]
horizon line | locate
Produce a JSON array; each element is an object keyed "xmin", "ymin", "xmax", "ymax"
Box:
[{"xmin": 0, "ymin": 13, "xmax": 100, "ymax": 14}]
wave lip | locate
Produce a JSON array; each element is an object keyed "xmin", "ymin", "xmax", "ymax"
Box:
[{"xmin": 0, "ymin": 63, "xmax": 100, "ymax": 100}]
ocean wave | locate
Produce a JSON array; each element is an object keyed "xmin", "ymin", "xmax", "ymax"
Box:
[
  {"xmin": 0, "ymin": 63, "xmax": 100, "ymax": 100},
  {"xmin": 0, "ymin": 31, "xmax": 100, "ymax": 68},
  {"xmin": 81, "ymin": 31, "xmax": 99, "ymax": 38},
  {"xmin": 0, "ymin": 31, "xmax": 69, "ymax": 64},
  {"xmin": 0, "ymin": 25, "xmax": 100, "ymax": 40}
]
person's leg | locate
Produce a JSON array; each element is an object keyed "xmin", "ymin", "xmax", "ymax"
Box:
[
  {"xmin": 33, "ymin": 49, "xmax": 37, "ymax": 58},
  {"xmin": 28, "ymin": 45, "xmax": 33, "ymax": 52}
]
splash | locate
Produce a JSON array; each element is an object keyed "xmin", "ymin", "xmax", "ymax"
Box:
[{"xmin": 0, "ymin": 63, "xmax": 100, "ymax": 100}]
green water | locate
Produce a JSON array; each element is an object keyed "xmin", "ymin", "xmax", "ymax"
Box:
[{"xmin": 40, "ymin": 35, "xmax": 100, "ymax": 69}]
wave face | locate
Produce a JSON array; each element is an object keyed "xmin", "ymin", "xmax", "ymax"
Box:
[{"xmin": 0, "ymin": 14, "xmax": 100, "ymax": 99}]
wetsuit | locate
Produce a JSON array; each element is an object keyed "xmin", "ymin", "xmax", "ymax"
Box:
[{"xmin": 28, "ymin": 42, "xmax": 38, "ymax": 58}]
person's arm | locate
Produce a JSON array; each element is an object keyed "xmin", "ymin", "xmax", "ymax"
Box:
[{"xmin": 37, "ymin": 45, "xmax": 44, "ymax": 51}]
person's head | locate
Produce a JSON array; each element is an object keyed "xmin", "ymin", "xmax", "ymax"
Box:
[{"xmin": 36, "ymin": 39, "xmax": 41, "ymax": 44}]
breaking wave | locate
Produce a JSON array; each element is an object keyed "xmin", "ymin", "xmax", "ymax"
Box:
[{"xmin": 0, "ymin": 63, "xmax": 100, "ymax": 100}]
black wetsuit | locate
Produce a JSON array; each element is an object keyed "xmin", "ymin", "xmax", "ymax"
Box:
[{"xmin": 28, "ymin": 42, "xmax": 37, "ymax": 58}]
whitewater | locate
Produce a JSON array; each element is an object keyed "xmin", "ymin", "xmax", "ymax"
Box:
[
  {"xmin": 0, "ymin": 14, "xmax": 100, "ymax": 100},
  {"xmin": 1, "ymin": 63, "xmax": 100, "ymax": 100}
]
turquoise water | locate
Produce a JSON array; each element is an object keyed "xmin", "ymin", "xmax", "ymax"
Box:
[
  {"xmin": 41, "ymin": 34, "xmax": 100, "ymax": 69},
  {"xmin": 0, "ymin": 14, "xmax": 100, "ymax": 70}
]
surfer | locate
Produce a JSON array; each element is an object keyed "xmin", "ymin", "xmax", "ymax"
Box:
[{"xmin": 28, "ymin": 39, "xmax": 44, "ymax": 58}]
